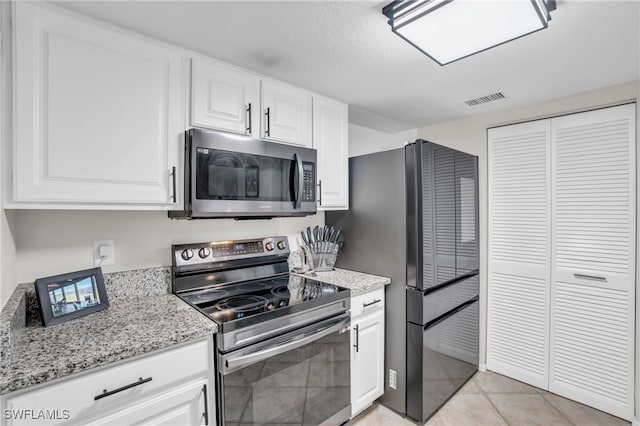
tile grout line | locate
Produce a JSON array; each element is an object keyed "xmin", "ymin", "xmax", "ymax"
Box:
[
  {"xmin": 479, "ymin": 376, "xmax": 578, "ymax": 426},
  {"xmin": 479, "ymin": 387, "xmax": 512, "ymax": 426}
]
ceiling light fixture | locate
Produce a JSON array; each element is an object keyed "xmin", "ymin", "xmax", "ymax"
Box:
[{"xmin": 382, "ymin": 0, "xmax": 556, "ymax": 66}]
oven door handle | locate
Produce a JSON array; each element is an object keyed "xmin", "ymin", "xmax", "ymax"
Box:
[{"xmin": 224, "ymin": 314, "xmax": 350, "ymax": 373}]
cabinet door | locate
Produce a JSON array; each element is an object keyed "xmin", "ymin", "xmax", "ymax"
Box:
[
  {"xmin": 313, "ymin": 96, "xmax": 348, "ymax": 209},
  {"xmin": 191, "ymin": 58, "xmax": 259, "ymax": 136},
  {"xmin": 85, "ymin": 380, "xmax": 212, "ymax": 426},
  {"xmin": 351, "ymin": 311, "xmax": 385, "ymax": 417},
  {"xmin": 13, "ymin": 3, "xmax": 184, "ymax": 206},
  {"xmin": 487, "ymin": 120, "xmax": 551, "ymax": 389},
  {"xmin": 549, "ymin": 103, "xmax": 635, "ymax": 420},
  {"xmin": 261, "ymin": 80, "xmax": 312, "ymax": 147}
]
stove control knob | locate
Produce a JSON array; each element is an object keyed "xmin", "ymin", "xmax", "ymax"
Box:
[
  {"xmin": 198, "ymin": 247, "xmax": 211, "ymax": 259},
  {"xmin": 181, "ymin": 249, "xmax": 194, "ymax": 261},
  {"xmin": 265, "ymin": 241, "xmax": 275, "ymax": 251},
  {"xmin": 277, "ymin": 240, "xmax": 286, "ymax": 250}
]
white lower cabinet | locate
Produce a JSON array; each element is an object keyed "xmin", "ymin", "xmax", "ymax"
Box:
[
  {"xmin": 86, "ymin": 379, "xmax": 210, "ymax": 426},
  {"xmin": 0, "ymin": 338, "xmax": 214, "ymax": 426},
  {"xmin": 350, "ymin": 288, "xmax": 385, "ymax": 417}
]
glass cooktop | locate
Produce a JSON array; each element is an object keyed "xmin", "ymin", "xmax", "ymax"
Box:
[{"xmin": 180, "ymin": 274, "xmax": 349, "ymax": 325}]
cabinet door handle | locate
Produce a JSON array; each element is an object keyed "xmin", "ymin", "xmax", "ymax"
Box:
[
  {"xmin": 317, "ymin": 180, "xmax": 322, "ymax": 206},
  {"xmin": 202, "ymin": 384, "xmax": 209, "ymax": 425},
  {"xmin": 246, "ymin": 103, "xmax": 252, "ymax": 134},
  {"xmin": 353, "ymin": 324, "xmax": 359, "ymax": 353},
  {"xmin": 363, "ymin": 299, "xmax": 382, "ymax": 308},
  {"xmin": 265, "ymin": 107, "xmax": 271, "ymax": 137},
  {"xmin": 170, "ymin": 166, "xmax": 177, "ymax": 203},
  {"xmin": 94, "ymin": 377, "xmax": 152, "ymax": 401},
  {"xmin": 574, "ymin": 273, "xmax": 607, "ymax": 282}
]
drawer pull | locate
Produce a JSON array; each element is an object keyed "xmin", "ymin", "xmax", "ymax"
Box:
[
  {"xmin": 363, "ymin": 299, "xmax": 382, "ymax": 308},
  {"xmin": 202, "ymin": 384, "xmax": 209, "ymax": 425},
  {"xmin": 574, "ymin": 273, "xmax": 607, "ymax": 282},
  {"xmin": 94, "ymin": 377, "xmax": 152, "ymax": 401},
  {"xmin": 353, "ymin": 324, "xmax": 359, "ymax": 353}
]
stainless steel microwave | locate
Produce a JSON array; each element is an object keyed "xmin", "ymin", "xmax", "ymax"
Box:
[{"xmin": 169, "ymin": 129, "xmax": 317, "ymax": 219}]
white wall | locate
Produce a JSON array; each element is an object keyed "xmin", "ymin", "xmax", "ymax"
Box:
[
  {"xmin": 416, "ymin": 79, "xmax": 640, "ymax": 417},
  {"xmin": 13, "ymin": 211, "xmax": 323, "ymax": 284},
  {"xmin": 348, "ymin": 123, "xmax": 417, "ymax": 157}
]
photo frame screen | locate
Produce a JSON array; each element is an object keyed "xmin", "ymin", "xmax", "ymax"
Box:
[{"xmin": 35, "ymin": 267, "xmax": 109, "ymax": 326}]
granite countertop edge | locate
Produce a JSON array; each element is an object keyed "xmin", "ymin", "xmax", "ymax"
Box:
[
  {"xmin": 0, "ymin": 270, "xmax": 218, "ymax": 396},
  {"xmin": 295, "ymin": 267, "xmax": 391, "ymax": 295}
]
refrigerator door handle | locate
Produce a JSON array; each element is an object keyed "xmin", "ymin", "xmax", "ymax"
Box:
[
  {"xmin": 423, "ymin": 296, "xmax": 479, "ymax": 330},
  {"xmin": 423, "ymin": 269, "xmax": 479, "ymax": 295}
]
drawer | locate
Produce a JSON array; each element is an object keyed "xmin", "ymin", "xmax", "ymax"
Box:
[
  {"xmin": 3, "ymin": 338, "xmax": 210, "ymax": 426},
  {"xmin": 351, "ymin": 287, "xmax": 385, "ymax": 319},
  {"xmin": 407, "ymin": 274, "xmax": 478, "ymax": 325}
]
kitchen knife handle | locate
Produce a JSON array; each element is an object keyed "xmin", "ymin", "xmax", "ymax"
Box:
[
  {"xmin": 265, "ymin": 107, "xmax": 271, "ymax": 137},
  {"xmin": 246, "ymin": 103, "xmax": 252, "ymax": 134},
  {"xmin": 353, "ymin": 324, "xmax": 359, "ymax": 353}
]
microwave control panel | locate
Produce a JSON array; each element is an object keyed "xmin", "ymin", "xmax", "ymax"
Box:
[{"xmin": 302, "ymin": 163, "xmax": 315, "ymax": 202}]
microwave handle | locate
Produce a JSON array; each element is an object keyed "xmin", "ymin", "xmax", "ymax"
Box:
[{"xmin": 294, "ymin": 153, "xmax": 303, "ymax": 209}]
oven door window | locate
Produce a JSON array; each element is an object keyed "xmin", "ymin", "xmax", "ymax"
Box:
[
  {"xmin": 196, "ymin": 148, "xmax": 296, "ymax": 202},
  {"xmin": 221, "ymin": 326, "xmax": 350, "ymax": 425}
]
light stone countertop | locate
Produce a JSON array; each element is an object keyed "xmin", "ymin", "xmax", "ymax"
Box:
[
  {"xmin": 0, "ymin": 268, "xmax": 217, "ymax": 395},
  {"xmin": 295, "ymin": 268, "xmax": 391, "ymax": 295}
]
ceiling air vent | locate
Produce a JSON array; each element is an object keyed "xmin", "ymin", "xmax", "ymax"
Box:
[{"xmin": 464, "ymin": 92, "xmax": 506, "ymax": 107}]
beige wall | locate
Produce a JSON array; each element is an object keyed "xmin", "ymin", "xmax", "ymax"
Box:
[
  {"xmin": 416, "ymin": 80, "xmax": 640, "ymax": 418},
  {"xmin": 348, "ymin": 123, "xmax": 417, "ymax": 158},
  {"xmin": 12, "ymin": 210, "xmax": 323, "ymax": 284}
]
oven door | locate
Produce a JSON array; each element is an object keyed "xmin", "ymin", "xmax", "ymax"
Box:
[
  {"xmin": 218, "ymin": 313, "xmax": 351, "ymax": 426},
  {"xmin": 190, "ymin": 128, "xmax": 317, "ymax": 218}
]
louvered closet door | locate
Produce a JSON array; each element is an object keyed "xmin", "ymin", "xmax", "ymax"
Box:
[
  {"xmin": 487, "ymin": 120, "xmax": 551, "ymax": 389},
  {"xmin": 550, "ymin": 103, "xmax": 635, "ymax": 420}
]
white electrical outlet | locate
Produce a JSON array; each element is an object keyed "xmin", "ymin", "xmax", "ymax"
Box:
[
  {"xmin": 389, "ymin": 368, "xmax": 397, "ymax": 390},
  {"xmin": 94, "ymin": 240, "xmax": 115, "ymax": 267}
]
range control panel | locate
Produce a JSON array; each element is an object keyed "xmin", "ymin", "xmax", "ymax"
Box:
[{"xmin": 173, "ymin": 236, "xmax": 290, "ymax": 268}]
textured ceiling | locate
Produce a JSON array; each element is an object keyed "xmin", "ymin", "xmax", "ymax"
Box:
[{"xmin": 55, "ymin": 1, "xmax": 640, "ymax": 132}]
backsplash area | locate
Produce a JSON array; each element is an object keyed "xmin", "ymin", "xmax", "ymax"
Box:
[{"xmin": 13, "ymin": 210, "xmax": 323, "ymax": 284}]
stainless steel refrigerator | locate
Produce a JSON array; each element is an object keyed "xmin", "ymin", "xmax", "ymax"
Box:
[{"xmin": 326, "ymin": 140, "xmax": 479, "ymax": 423}]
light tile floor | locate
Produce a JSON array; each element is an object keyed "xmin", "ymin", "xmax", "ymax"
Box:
[{"xmin": 350, "ymin": 371, "xmax": 630, "ymax": 426}]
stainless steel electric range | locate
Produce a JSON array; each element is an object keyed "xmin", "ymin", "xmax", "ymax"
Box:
[{"xmin": 172, "ymin": 236, "xmax": 352, "ymax": 426}]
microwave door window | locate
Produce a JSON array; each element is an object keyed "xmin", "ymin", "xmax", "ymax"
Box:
[{"xmin": 196, "ymin": 149, "xmax": 294, "ymax": 202}]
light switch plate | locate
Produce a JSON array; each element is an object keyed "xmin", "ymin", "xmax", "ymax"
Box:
[{"xmin": 94, "ymin": 240, "xmax": 115, "ymax": 266}]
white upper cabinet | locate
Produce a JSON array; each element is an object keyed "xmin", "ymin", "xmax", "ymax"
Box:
[
  {"xmin": 313, "ymin": 96, "xmax": 349, "ymax": 210},
  {"xmin": 261, "ymin": 80, "xmax": 312, "ymax": 147},
  {"xmin": 191, "ymin": 58, "xmax": 260, "ymax": 136},
  {"xmin": 11, "ymin": 2, "xmax": 185, "ymax": 207}
]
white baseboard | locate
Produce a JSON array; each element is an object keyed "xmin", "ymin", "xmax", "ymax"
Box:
[{"xmin": 478, "ymin": 363, "xmax": 487, "ymax": 373}]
